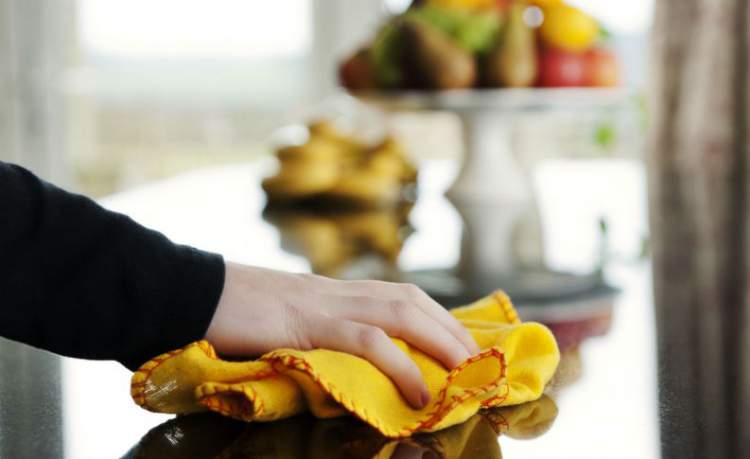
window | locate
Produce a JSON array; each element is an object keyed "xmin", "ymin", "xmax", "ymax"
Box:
[{"xmin": 79, "ymin": 0, "xmax": 312, "ymax": 58}]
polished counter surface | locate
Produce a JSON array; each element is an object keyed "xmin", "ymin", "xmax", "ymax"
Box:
[{"xmin": 0, "ymin": 159, "xmax": 660, "ymax": 458}]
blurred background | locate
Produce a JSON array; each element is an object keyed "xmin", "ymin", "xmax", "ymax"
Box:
[
  {"xmin": 11, "ymin": 1, "xmax": 747, "ymax": 459},
  {"xmin": 1, "ymin": 0, "xmax": 651, "ymax": 195}
]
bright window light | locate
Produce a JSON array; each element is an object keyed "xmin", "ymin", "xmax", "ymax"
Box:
[
  {"xmin": 568, "ymin": 0, "xmax": 654, "ymax": 34},
  {"xmin": 79, "ymin": 0, "xmax": 312, "ymax": 58}
]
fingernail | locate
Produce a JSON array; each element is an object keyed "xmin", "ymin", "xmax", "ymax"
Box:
[{"xmin": 420, "ymin": 390, "xmax": 431, "ymax": 408}]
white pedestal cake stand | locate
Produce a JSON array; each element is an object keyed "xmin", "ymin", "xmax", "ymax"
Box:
[
  {"xmin": 356, "ymin": 88, "xmax": 633, "ymax": 305},
  {"xmin": 358, "ymin": 87, "xmax": 631, "ymax": 203}
]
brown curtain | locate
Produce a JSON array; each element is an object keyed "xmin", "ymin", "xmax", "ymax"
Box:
[{"xmin": 648, "ymin": 0, "xmax": 750, "ymax": 457}]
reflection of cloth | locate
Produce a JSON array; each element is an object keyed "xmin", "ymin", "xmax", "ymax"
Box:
[
  {"xmin": 129, "ymin": 396, "xmax": 558, "ymax": 459},
  {"xmin": 131, "ymin": 291, "xmax": 559, "ymax": 438}
]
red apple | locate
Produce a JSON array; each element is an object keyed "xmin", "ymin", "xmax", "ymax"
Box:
[{"xmin": 538, "ymin": 47, "xmax": 587, "ymax": 87}]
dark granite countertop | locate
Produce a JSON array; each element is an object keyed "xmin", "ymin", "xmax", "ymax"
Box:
[{"xmin": 1, "ymin": 160, "xmax": 684, "ymax": 458}]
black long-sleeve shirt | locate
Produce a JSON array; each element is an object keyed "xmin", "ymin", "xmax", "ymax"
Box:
[{"xmin": 0, "ymin": 162, "xmax": 225, "ymax": 370}]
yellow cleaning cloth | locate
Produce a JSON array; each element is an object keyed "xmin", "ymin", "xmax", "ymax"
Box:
[{"xmin": 131, "ymin": 290, "xmax": 560, "ymax": 438}]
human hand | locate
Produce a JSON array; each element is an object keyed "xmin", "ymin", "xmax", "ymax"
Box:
[{"xmin": 205, "ymin": 262, "xmax": 480, "ymax": 409}]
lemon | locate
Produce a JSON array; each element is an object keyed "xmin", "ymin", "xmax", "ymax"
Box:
[
  {"xmin": 528, "ymin": 0, "xmax": 562, "ymax": 7},
  {"xmin": 539, "ymin": 4, "xmax": 599, "ymax": 52}
]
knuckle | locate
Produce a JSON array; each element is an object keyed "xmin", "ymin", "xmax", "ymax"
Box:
[
  {"xmin": 401, "ymin": 283, "xmax": 423, "ymax": 300},
  {"xmin": 357, "ymin": 325, "xmax": 385, "ymax": 348},
  {"xmin": 388, "ymin": 299, "xmax": 411, "ymax": 320}
]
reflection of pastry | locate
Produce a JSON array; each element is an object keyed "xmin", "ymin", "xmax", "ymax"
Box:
[
  {"xmin": 263, "ymin": 204, "xmax": 413, "ymax": 277},
  {"xmin": 275, "ymin": 214, "xmax": 355, "ymax": 275},
  {"xmin": 336, "ymin": 211, "xmax": 408, "ymax": 263},
  {"xmin": 263, "ymin": 121, "xmax": 417, "ymax": 207},
  {"xmin": 127, "ymin": 396, "xmax": 558, "ymax": 459}
]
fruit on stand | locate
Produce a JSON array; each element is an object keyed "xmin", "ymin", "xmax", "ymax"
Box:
[
  {"xmin": 538, "ymin": 47, "xmax": 587, "ymax": 87},
  {"xmin": 338, "ymin": 49, "xmax": 376, "ymax": 91},
  {"xmin": 585, "ymin": 47, "xmax": 619, "ymax": 87},
  {"xmin": 538, "ymin": 3, "xmax": 599, "ymax": 52},
  {"xmin": 538, "ymin": 46, "xmax": 619, "ymax": 87},
  {"xmin": 371, "ymin": 22, "xmax": 404, "ymax": 88},
  {"xmin": 405, "ymin": 6, "xmax": 502, "ymax": 54},
  {"xmin": 368, "ymin": 6, "xmax": 501, "ymax": 89},
  {"xmin": 400, "ymin": 21, "xmax": 477, "ymax": 89},
  {"xmin": 527, "ymin": 0, "xmax": 560, "ymax": 7},
  {"xmin": 484, "ymin": 2, "xmax": 537, "ymax": 87},
  {"xmin": 338, "ymin": 0, "xmax": 619, "ymax": 90},
  {"xmin": 421, "ymin": 0, "xmax": 499, "ymax": 10}
]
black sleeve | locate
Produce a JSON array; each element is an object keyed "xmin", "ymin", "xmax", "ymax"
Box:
[{"xmin": 0, "ymin": 162, "xmax": 226, "ymax": 370}]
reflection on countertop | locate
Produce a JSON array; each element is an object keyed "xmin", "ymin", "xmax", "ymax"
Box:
[
  {"xmin": 125, "ymin": 395, "xmax": 558, "ymax": 459},
  {"xmin": 0, "ymin": 159, "xmax": 663, "ymax": 458},
  {"xmin": 262, "ymin": 202, "xmax": 414, "ymax": 279},
  {"xmin": 262, "ymin": 159, "xmax": 616, "ymax": 310}
]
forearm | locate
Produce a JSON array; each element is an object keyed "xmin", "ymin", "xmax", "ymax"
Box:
[{"xmin": 0, "ymin": 162, "xmax": 225, "ymax": 370}]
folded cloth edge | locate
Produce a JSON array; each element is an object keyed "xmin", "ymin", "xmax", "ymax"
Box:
[
  {"xmin": 132, "ymin": 340, "xmax": 508, "ymax": 438},
  {"xmin": 260, "ymin": 345, "xmax": 508, "ymax": 437},
  {"xmin": 130, "ymin": 290, "xmax": 557, "ymax": 438}
]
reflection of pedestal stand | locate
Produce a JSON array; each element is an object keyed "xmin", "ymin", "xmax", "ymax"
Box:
[{"xmin": 359, "ymin": 88, "xmax": 630, "ymax": 306}]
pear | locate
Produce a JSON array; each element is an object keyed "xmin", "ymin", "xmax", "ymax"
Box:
[
  {"xmin": 399, "ymin": 20, "xmax": 477, "ymax": 90},
  {"xmin": 485, "ymin": 2, "xmax": 538, "ymax": 88}
]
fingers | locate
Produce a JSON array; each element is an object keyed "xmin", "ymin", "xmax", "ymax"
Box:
[
  {"xmin": 324, "ymin": 295, "xmax": 470, "ymax": 369},
  {"xmin": 302, "ymin": 312, "xmax": 430, "ymax": 409},
  {"xmin": 314, "ymin": 278, "xmax": 480, "ymax": 355},
  {"xmin": 397, "ymin": 283, "xmax": 481, "ymax": 355}
]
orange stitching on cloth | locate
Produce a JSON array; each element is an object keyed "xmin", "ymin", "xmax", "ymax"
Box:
[
  {"xmin": 261, "ymin": 353, "xmax": 397, "ymax": 436},
  {"xmin": 479, "ymin": 383, "xmax": 510, "ymax": 408},
  {"xmin": 197, "ymin": 384, "xmax": 265, "ymax": 420},
  {"xmin": 259, "ymin": 347, "xmax": 507, "ymax": 438},
  {"xmin": 133, "ymin": 342, "xmax": 509, "ymax": 437},
  {"xmin": 211, "ymin": 371, "xmax": 277, "ymax": 385},
  {"xmin": 493, "ymin": 290, "xmax": 520, "ymax": 324},
  {"xmin": 414, "ymin": 349, "xmax": 507, "ymax": 432},
  {"xmin": 130, "ymin": 340, "xmax": 273, "ymax": 411}
]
